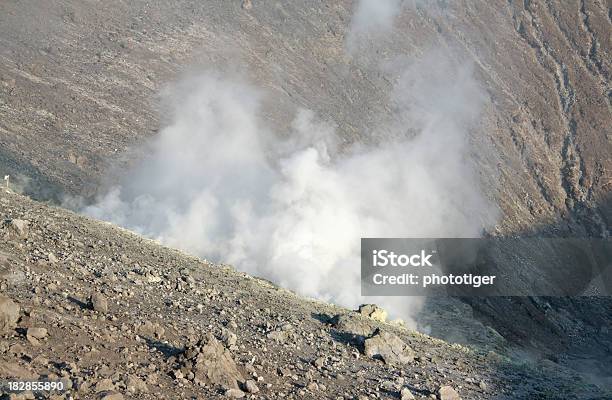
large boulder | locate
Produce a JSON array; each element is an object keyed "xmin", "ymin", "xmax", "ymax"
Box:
[
  {"xmin": 0, "ymin": 295, "xmax": 20, "ymax": 333},
  {"xmin": 137, "ymin": 320, "xmax": 165, "ymax": 338},
  {"xmin": 90, "ymin": 293, "xmax": 109, "ymax": 314},
  {"xmin": 0, "ymin": 252, "xmax": 25, "ymax": 286},
  {"xmin": 364, "ymin": 329, "xmax": 414, "ymax": 365},
  {"xmin": 438, "ymin": 385, "xmax": 461, "ymax": 400},
  {"xmin": 332, "ymin": 313, "xmax": 376, "ymax": 338},
  {"xmin": 2, "ymin": 219, "xmax": 30, "ymax": 239},
  {"xmin": 177, "ymin": 334, "xmax": 243, "ymax": 390},
  {"xmin": 358, "ymin": 304, "xmax": 388, "ymax": 322}
]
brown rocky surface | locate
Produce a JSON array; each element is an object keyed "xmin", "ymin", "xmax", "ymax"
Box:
[
  {"xmin": 0, "ymin": 188, "xmax": 608, "ymax": 398},
  {"xmin": 0, "ymin": 0, "xmax": 609, "ymax": 356}
]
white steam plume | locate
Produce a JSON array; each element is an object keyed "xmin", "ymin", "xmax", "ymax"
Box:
[
  {"xmin": 345, "ymin": 0, "xmax": 405, "ymax": 54},
  {"xmin": 83, "ymin": 50, "xmax": 497, "ymax": 325}
]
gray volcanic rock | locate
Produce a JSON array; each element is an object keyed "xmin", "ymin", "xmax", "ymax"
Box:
[
  {"xmin": 97, "ymin": 391, "xmax": 124, "ymax": 400},
  {"xmin": 332, "ymin": 313, "xmax": 376, "ymax": 338},
  {"xmin": 358, "ymin": 304, "xmax": 388, "ymax": 323},
  {"xmin": 364, "ymin": 329, "xmax": 415, "ymax": 365},
  {"xmin": 0, "ymin": 295, "xmax": 19, "ymax": 333},
  {"xmin": 26, "ymin": 327, "xmax": 47, "ymax": 339},
  {"xmin": 2, "ymin": 219, "xmax": 29, "ymax": 239},
  {"xmin": 438, "ymin": 385, "xmax": 461, "ymax": 400},
  {"xmin": 90, "ymin": 292, "xmax": 109, "ymax": 314},
  {"xmin": 0, "ymin": 361, "xmax": 36, "ymax": 380},
  {"xmin": 125, "ymin": 374, "xmax": 148, "ymax": 394},
  {"xmin": 0, "ymin": 255, "xmax": 25, "ymax": 287},
  {"xmin": 178, "ymin": 334, "xmax": 244, "ymax": 390},
  {"xmin": 400, "ymin": 387, "xmax": 416, "ymax": 400},
  {"xmin": 244, "ymin": 379, "xmax": 259, "ymax": 394}
]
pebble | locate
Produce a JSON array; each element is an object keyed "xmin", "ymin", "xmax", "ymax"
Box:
[
  {"xmin": 438, "ymin": 385, "xmax": 461, "ymax": 400},
  {"xmin": 401, "ymin": 387, "xmax": 416, "ymax": 400},
  {"xmin": 225, "ymin": 388, "xmax": 245, "ymax": 398},
  {"xmin": 244, "ymin": 379, "xmax": 259, "ymax": 394}
]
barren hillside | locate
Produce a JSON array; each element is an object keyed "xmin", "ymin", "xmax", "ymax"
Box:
[{"xmin": 1, "ymin": 189, "xmax": 609, "ymax": 399}]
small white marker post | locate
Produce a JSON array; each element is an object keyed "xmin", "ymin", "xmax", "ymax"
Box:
[{"xmin": 4, "ymin": 175, "xmax": 9, "ymax": 190}]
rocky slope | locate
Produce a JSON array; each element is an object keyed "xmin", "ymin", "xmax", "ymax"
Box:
[
  {"xmin": 1, "ymin": 189, "xmax": 609, "ymax": 399},
  {"xmin": 0, "ymin": 1, "xmax": 611, "ymax": 398}
]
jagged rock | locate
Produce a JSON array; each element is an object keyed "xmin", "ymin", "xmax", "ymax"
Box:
[
  {"xmin": 401, "ymin": 387, "xmax": 416, "ymax": 400},
  {"xmin": 313, "ymin": 357, "xmax": 325, "ymax": 368},
  {"xmin": 178, "ymin": 334, "xmax": 243, "ymax": 390},
  {"xmin": 0, "ymin": 252, "xmax": 25, "ymax": 287},
  {"xmin": 26, "ymin": 327, "xmax": 47, "ymax": 345},
  {"xmin": 125, "ymin": 374, "xmax": 148, "ymax": 393},
  {"xmin": 48, "ymin": 253, "xmax": 58, "ymax": 263},
  {"xmin": 0, "ymin": 362, "xmax": 37, "ymax": 380},
  {"xmin": 332, "ymin": 313, "xmax": 376, "ymax": 338},
  {"xmin": 221, "ymin": 327, "xmax": 237, "ymax": 347},
  {"xmin": 381, "ymin": 380, "xmax": 395, "ymax": 391},
  {"xmin": 90, "ymin": 293, "xmax": 108, "ymax": 314},
  {"xmin": 145, "ymin": 274, "xmax": 162, "ymax": 283},
  {"xmin": 358, "ymin": 304, "xmax": 387, "ymax": 322},
  {"xmin": 171, "ymin": 369, "xmax": 183, "ymax": 380},
  {"xmin": 97, "ymin": 391, "xmax": 124, "ymax": 400},
  {"xmin": 225, "ymin": 388, "xmax": 245, "ymax": 398},
  {"xmin": 2, "ymin": 219, "xmax": 30, "ymax": 239},
  {"xmin": 0, "ymin": 265, "xmax": 25, "ymax": 286},
  {"xmin": 95, "ymin": 378, "xmax": 115, "ymax": 392},
  {"xmin": 137, "ymin": 321, "xmax": 165, "ymax": 338},
  {"xmin": 266, "ymin": 330, "xmax": 287, "ymax": 343},
  {"xmin": 244, "ymin": 379, "xmax": 259, "ymax": 394},
  {"xmin": 438, "ymin": 385, "xmax": 461, "ymax": 400},
  {"xmin": 27, "ymin": 327, "xmax": 47, "ymax": 339},
  {"xmin": 390, "ymin": 319, "xmax": 406, "ymax": 327},
  {"xmin": 145, "ymin": 373, "xmax": 159, "ymax": 385},
  {"xmin": 0, "ymin": 295, "xmax": 20, "ymax": 333},
  {"xmin": 7, "ymin": 392, "xmax": 35, "ymax": 400},
  {"xmin": 0, "ymin": 252, "xmax": 8, "ymax": 266},
  {"xmin": 364, "ymin": 329, "xmax": 414, "ymax": 365}
]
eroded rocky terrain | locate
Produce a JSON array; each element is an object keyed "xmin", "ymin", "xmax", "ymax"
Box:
[{"xmin": 1, "ymin": 189, "xmax": 609, "ymax": 399}]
